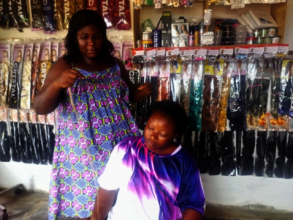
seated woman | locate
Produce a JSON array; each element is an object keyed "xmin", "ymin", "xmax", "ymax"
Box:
[{"xmin": 91, "ymin": 100, "xmax": 205, "ymax": 220}]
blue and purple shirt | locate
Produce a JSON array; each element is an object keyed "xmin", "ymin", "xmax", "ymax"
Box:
[{"xmin": 99, "ymin": 136, "xmax": 205, "ymax": 220}]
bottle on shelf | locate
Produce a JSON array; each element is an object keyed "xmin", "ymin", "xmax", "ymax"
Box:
[
  {"xmin": 189, "ymin": 25, "xmax": 195, "ymax": 47},
  {"xmin": 194, "ymin": 24, "xmax": 199, "ymax": 46}
]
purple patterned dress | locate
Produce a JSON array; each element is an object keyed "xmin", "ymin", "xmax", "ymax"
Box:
[{"xmin": 48, "ymin": 62, "xmax": 140, "ymax": 220}]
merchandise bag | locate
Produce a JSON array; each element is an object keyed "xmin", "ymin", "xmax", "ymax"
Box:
[
  {"xmin": 239, "ymin": 130, "xmax": 255, "ymax": 175},
  {"xmin": 180, "ymin": 61, "xmax": 192, "ymax": 114},
  {"xmin": 114, "ymin": 0, "xmax": 131, "ymax": 30},
  {"xmin": 209, "ymin": 132, "xmax": 222, "ymax": 175},
  {"xmin": 221, "ymin": 131, "xmax": 236, "ymax": 176},
  {"xmin": 254, "ymin": 130, "xmax": 267, "ymax": 177},
  {"xmin": 51, "ymin": 42, "xmax": 59, "ymax": 64},
  {"xmin": 285, "ymin": 132, "xmax": 293, "ymax": 179},
  {"xmin": 0, "ymin": 0, "xmax": 9, "ymax": 29},
  {"xmin": 113, "ymin": 42, "xmax": 123, "ymax": 61},
  {"xmin": 11, "ymin": 0, "xmax": 30, "ymax": 31},
  {"xmin": 246, "ymin": 58, "xmax": 262, "ymax": 129},
  {"xmin": 43, "ymin": 0, "xmax": 55, "ymax": 33},
  {"xmin": 128, "ymin": 64, "xmax": 140, "ymax": 118},
  {"xmin": 274, "ymin": 131, "xmax": 287, "ymax": 178},
  {"xmin": 202, "ymin": 59, "xmax": 223, "ymax": 132},
  {"xmin": 148, "ymin": 61, "xmax": 159, "ymax": 106},
  {"xmin": 0, "ymin": 43, "xmax": 11, "ymax": 106},
  {"xmin": 20, "ymin": 43, "xmax": 33, "ymax": 109},
  {"xmin": 182, "ymin": 130, "xmax": 194, "ymax": 157},
  {"xmin": 29, "ymin": 110, "xmax": 40, "ymax": 164},
  {"xmin": 37, "ymin": 114, "xmax": 48, "ymax": 164},
  {"xmin": 0, "ymin": 107, "xmax": 11, "ymax": 162},
  {"xmin": 59, "ymin": 42, "xmax": 67, "ymax": 58},
  {"xmin": 31, "ymin": 0, "xmax": 44, "ymax": 31},
  {"xmin": 37, "ymin": 42, "xmax": 52, "ymax": 93},
  {"xmin": 122, "ymin": 40, "xmax": 133, "ymax": 70},
  {"xmin": 9, "ymin": 109, "xmax": 21, "ymax": 162},
  {"xmin": 53, "ymin": 0, "xmax": 63, "ymax": 30},
  {"xmin": 100, "ymin": 0, "xmax": 114, "ymax": 29},
  {"xmin": 19, "ymin": 109, "xmax": 32, "ymax": 163},
  {"xmin": 170, "ymin": 59, "xmax": 181, "ymax": 103},
  {"xmin": 76, "ymin": 0, "xmax": 86, "ymax": 11},
  {"xmin": 265, "ymin": 130, "xmax": 277, "ymax": 178},
  {"xmin": 218, "ymin": 59, "xmax": 234, "ymax": 132},
  {"xmin": 8, "ymin": 0, "xmax": 15, "ymax": 28},
  {"xmin": 198, "ymin": 131, "xmax": 209, "ymax": 174},
  {"xmin": 87, "ymin": 0, "xmax": 99, "ymax": 11},
  {"xmin": 157, "ymin": 61, "xmax": 170, "ymax": 101},
  {"xmin": 31, "ymin": 43, "xmax": 41, "ymax": 108},
  {"xmin": 9, "ymin": 44, "xmax": 24, "ymax": 109},
  {"xmin": 63, "ymin": 0, "xmax": 75, "ymax": 29},
  {"xmin": 227, "ymin": 58, "xmax": 247, "ymax": 131},
  {"xmin": 46, "ymin": 112, "xmax": 55, "ymax": 164}
]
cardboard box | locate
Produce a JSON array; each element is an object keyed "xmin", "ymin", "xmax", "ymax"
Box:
[
  {"xmin": 162, "ymin": 33, "xmax": 171, "ymax": 47},
  {"xmin": 172, "ymin": 23, "xmax": 189, "ymax": 37}
]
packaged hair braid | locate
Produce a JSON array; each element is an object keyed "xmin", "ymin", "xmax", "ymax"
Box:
[
  {"xmin": 29, "ymin": 110, "xmax": 40, "ymax": 164},
  {"xmin": 11, "ymin": 0, "xmax": 30, "ymax": 31},
  {"xmin": 180, "ymin": 60, "xmax": 192, "ymax": 114},
  {"xmin": 51, "ymin": 41, "xmax": 59, "ymax": 64},
  {"xmin": 274, "ymin": 131, "xmax": 287, "ymax": 178},
  {"xmin": 198, "ymin": 131, "xmax": 209, "ymax": 174},
  {"xmin": 19, "ymin": 109, "xmax": 32, "ymax": 163},
  {"xmin": 46, "ymin": 112, "xmax": 55, "ymax": 164},
  {"xmin": 122, "ymin": 40, "xmax": 134, "ymax": 70},
  {"xmin": 0, "ymin": 43, "xmax": 11, "ymax": 107},
  {"xmin": 37, "ymin": 42, "xmax": 52, "ymax": 93},
  {"xmin": 255, "ymin": 130, "xmax": 267, "ymax": 176},
  {"xmin": 113, "ymin": 42, "xmax": 123, "ymax": 61},
  {"xmin": 114, "ymin": 0, "xmax": 131, "ymax": 30},
  {"xmin": 168, "ymin": 47, "xmax": 181, "ymax": 103},
  {"xmin": 63, "ymin": 0, "xmax": 75, "ymax": 29},
  {"xmin": 8, "ymin": 0, "xmax": 15, "ymax": 28},
  {"xmin": 209, "ymin": 132, "xmax": 222, "ymax": 175},
  {"xmin": 31, "ymin": 43, "xmax": 41, "ymax": 108},
  {"xmin": 20, "ymin": 43, "xmax": 33, "ymax": 110},
  {"xmin": 0, "ymin": 0, "xmax": 9, "ymax": 29},
  {"xmin": 9, "ymin": 109, "xmax": 21, "ymax": 162},
  {"xmin": 221, "ymin": 131, "xmax": 236, "ymax": 176},
  {"xmin": 59, "ymin": 42, "xmax": 67, "ymax": 58},
  {"xmin": 31, "ymin": 0, "xmax": 44, "ymax": 31},
  {"xmin": 43, "ymin": 0, "xmax": 55, "ymax": 33},
  {"xmin": 100, "ymin": 0, "xmax": 114, "ymax": 28},
  {"xmin": 239, "ymin": 130, "xmax": 255, "ymax": 175},
  {"xmin": 76, "ymin": 0, "xmax": 86, "ymax": 11},
  {"xmin": 0, "ymin": 107, "xmax": 11, "ymax": 162},
  {"xmin": 9, "ymin": 44, "xmax": 25, "ymax": 109},
  {"xmin": 265, "ymin": 130, "xmax": 277, "ymax": 178},
  {"xmin": 148, "ymin": 60, "xmax": 159, "ymax": 106},
  {"xmin": 285, "ymin": 132, "xmax": 293, "ymax": 179},
  {"xmin": 87, "ymin": 0, "xmax": 99, "ymax": 11},
  {"xmin": 53, "ymin": 0, "xmax": 63, "ymax": 30},
  {"xmin": 37, "ymin": 114, "xmax": 48, "ymax": 164},
  {"xmin": 157, "ymin": 60, "xmax": 170, "ymax": 101}
]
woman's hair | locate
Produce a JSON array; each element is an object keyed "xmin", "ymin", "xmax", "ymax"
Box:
[
  {"xmin": 63, "ymin": 9, "xmax": 114, "ymax": 63},
  {"xmin": 147, "ymin": 100, "xmax": 187, "ymax": 136}
]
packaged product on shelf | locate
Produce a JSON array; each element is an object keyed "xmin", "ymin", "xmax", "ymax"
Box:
[
  {"xmin": 37, "ymin": 42, "xmax": 52, "ymax": 93},
  {"xmin": 179, "ymin": 36, "xmax": 188, "ymax": 47},
  {"xmin": 29, "ymin": 110, "xmax": 40, "ymax": 164},
  {"xmin": 114, "ymin": 0, "xmax": 131, "ymax": 30},
  {"xmin": 154, "ymin": 0, "xmax": 162, "ymax": 9},
  {"xmin": 227, "ymin": 58, "xmax": 247, "ymax": 131},
  {"xmin": 63, "ymin": 0, "xmax": 75, "ymax": 29},
  {"xmin": 8, "ymin": 0, "xmax": 15, "ymax": 28},
  {"xmin": 209, "ymin": 132, "xmax": 222, "ymax": 175},
  {"xmin": 100, "ymin": 0, "xmax": 114, "ymax": 29},
  {"xmin": 76, "ymin": 0, "xmax": 86, "ymax": 11},
  {"xmin": 46, "ymin": 112, "xmax": 55, "ymax": 164},
  {"xmin": 20, "ymin": 43, "xmax": 33, "ymax": 110},
  {"xmin": 0, "ymin": 43, "xmax": 11, "ymax": 106},
  {"xmin": 239, "ymin": 130, "xmax": 255, "ymax": 175},
  {"xmin": 189, "ymin": 60, "xmax": 204, "ymax": 131},
  {"xmin": 197, "ymin": 131, "xmax": 209, "ymax": 174},
  {"xmin": 202, "ymin": 59, "xmax": 224, "ymax": 132},
  {"xmin": 31, "ymin": 43, "xmax": 41, "ymax": 108},
  {"xmin": 37, "ymin": 114, "xmax": 48, "ymax": 164},
  {"xmin": 113, "ymin": 42, "xmax": 123, "ymax": 61},
  {"xmin": 59, "ymin": 42, "xmax": 67, "ymax": 58},
  {"xmin": 87, "ymin": 0, "xmax": 99, "ymax": 11},
  {"xmin": 168, "ymin": 47, "xmax": 180, "ymax": 103},
  {"xmin": 53, "ymin": 0, "xmax": 63, "ymax": 30},
  {"xmin": 0, "ymin": 107, "xmax": 11, "ymax": 162},
  {"xmin": 218, "ymin": 59, "xmax": 234, "ymax": 132},
  {"xmin": 31, "ymin": 0, "xmax": 44, "ymax": 31},
  {"xmin": 285, "ymin": 132, "xmax": 293, "ymax": 179},
  {"xmin": 265, "ymin": 130, "xmax": 277, "ymax": 178},
  {"xmin": 43, "ymin": 0, "xmax": 55, "ymax": 33},
  {"xmin": 51, "ymin": 42, "xmax": 59, "ymax": 64},
  {"xmin": 122, "ymin": 41, "xmax": 134, "ymax": 70},
  {"xmin": 19, "ymin": 109, "xmax": 32, "ymax": 163},
  {"xmin": 255, "ymin": 130, "xmax": 267, "ymax": 177},
  {"xmin": 9, "ymin": 108, "xmax": 21, "ymax": 162},
  {"xmin": 180, "ymin": 60, "xmax": 192, "ymax": 114},
  {"xmin": 11, "ymin": 0, "xmax": 30, "ymax": 31},
  {"xmin": 221, "ymin": 131, "xmax": 236, "ymax": 176},
  {"xmin": 157, "ymin": 61, "xmax": 170, "ymax": 101},
  {"xmin": 274, "ymin": 131, "xmax": 287, "ymax": 178},
  {"xmin": 9, "ymin": 44, "xmax": 24, "ymax": 109},
  {"xmin": 148, "ymin": 61, "xmax": 159, "ymax": 106},
  {"xmin": 0, "ymin": 0, "xmax": 9, "ymax": 29}
]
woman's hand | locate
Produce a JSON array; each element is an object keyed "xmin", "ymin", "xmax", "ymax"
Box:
[
  {"xmin": 133, "ymin": 82, "xmax": 152, "ymax": 102},
  {"xmin": 53, "ymin": 69, "xmax": 85, "ymax": 89}
]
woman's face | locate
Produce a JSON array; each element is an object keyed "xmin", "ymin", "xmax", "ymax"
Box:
[
  {"xmin": 44, "ymin": 49, "xmax": 49, "ymax": 55},
  {"xmin": 17, "ymin": 51, "xmax": 21, "ymax": 56},
  {"xmin": 27, "ymin": 50, "xmax": 30, "ymax": 56},
  {"xmin": 52, "ymin": 49, "xmax": 56, "ymax": 56},
  {"xmin": 3, "ymin": 51, "xmax": 7, "ymax": 57},
  {"xmin": 77, "ymin": 24, "xmax": 104, "ymax": 59},
  {"xmin": 181, "ymin": 25, "xmax": 185, "ymax": 31},
  {"xmin": 33, "ymin": 50, "xmax": 37, "ymax": 56},
  {"xmin": 114, "ymin": 51, "xmax": 119, "ymax": 57}
]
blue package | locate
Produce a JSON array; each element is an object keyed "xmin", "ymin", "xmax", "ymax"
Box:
[{"xmin": 43, "ymin": 0, "xmax": 55, "ymax": 33}]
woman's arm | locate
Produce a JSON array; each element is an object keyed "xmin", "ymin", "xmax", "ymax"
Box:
[
  {"xmin": 117, "ymin": 59, "xmax": 152, "ymax": 102},
  {"xmin": 34, "ymin": 59, "xmax": 84, "ymax": 115},
  {"xmin": 182, "ymin": 208, "xmax": 202, "ymax": 220},
  {"xmin": 90, "ymin": 187, "xmax": 118, "ymax": 220}
]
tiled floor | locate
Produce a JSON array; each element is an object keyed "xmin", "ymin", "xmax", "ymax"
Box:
[{"xmin": 0, "ymin": 188, "xmax": 292, "ymax": 220}]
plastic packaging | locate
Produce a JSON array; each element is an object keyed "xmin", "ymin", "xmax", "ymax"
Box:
[
  {"xmin": 87, "ymin": 0, "xmax": 99, "ymax": 11},
  {"xmin": 53, "ymin": 0, "xmax": 63, "ymax": 30},
  {"xmin": 31, "ymin": 0, "xmax": 44, "ymax": 31},
  {"xmin": 170, "ymin": 59, "xmax": 181, "ymax": 103},
  {"xmin": 265, "ymin": 131, "xmax": 277, "ymax": 177},
  {"xmin": 31, "ymin": 43, "xmax": 41, "ymax": 108},
  {"xmin": 198, "ymin": 131, "xmax": 209, "ymax": 173},
  {"xmin": 255, "ymin": 131, "xmax": 267, "ymax": 176},
  {"xmin": 218, "ymin": 60, "xmax": 234, "ymax": 132},
  {"xmin": 100, "ymin": 0, "xmax": 114, "ymax": 29},
  {"xmin": 76, "ymin": 0, "xmax": 86, "ymax": 11},
  {"xmin": 221, "ymin": 131, "xmax": 236, "ymax": 176},
  {"xmin": 122, "ymin": 41, "xmax": 134, "ymax": 70},
  {"xmin": 285, "ymin": 132, "xmax": 293, "ymax": 179},
  {"xmin": 274, "ymin": 131, "xmax": 287, "ymax": 178},
  {"xmin": 209, "ymin": 132, "xmax": 222, "ymax": 175},
  {"xmin": 9, "ymin": 109, "xmax": 21, "ymax": 162},
  {"xmin": 20, "ymin": 43, "xmax": 33, "ymax": 110},
  {"xmin": 239, "ymin": 130, "xmax": 255, "ymax": 175},
  {"xmin": 189, "ymin": 61, "xmax": 204, "ymax": 131},
  {"xmin": 0, "ymin": 107, "xmax": 10, "ymax": 162},
  {"xmin": 63, "ymin": 0, "xmax": 75, "ymax": 29},
  {"xmin": 157, "ymin": 61, "xmax": 170, "ymax": 101},
  {"xmin": 29, "ymin": 110, "xmax": 40, "ymax": 164},
  {"xmin": 0, "ymin": 43, "xmax": 11, "ymax": 106},
  {"xmin": 148, "ymin": 61, "xmax": 159, "ymax": 106},
  {"xmin": 202, "ymin": 59, "xmax": 224, "ymax": 132},
  {"xmin": 8, "ymin": 0, "xmax": 15, "ymax": 28},
  {"xmin": 19, "ymin": 109, "xmax": 32, "ymax": 163},
  {"xmin": 11, "ymin": 0, "xmax": 30, "ymax": 31},
  {"xmin": 37, "ymin": 42, "xmax": 52, "ymax": 93},
  {"xmin": 227, "ymin": 58, "xmax": 247, "ymax": 131},
  {"xmin": 37, "ymin": 115, "xmax": 47, "ymax": 164},
  {"xmin": 180, "ymin": 60, "xmax": 192, "ymax": 114},
  {"xmin": 43, "ymin": 0, "xmax": 55, "ymax": 33},
  {"xmin": 0, "ymin": 0, "xmax": 9, "ymax": 29},
  {"xmin": 46, "ymin": 112, "xmax": 55, "ymax": 164},
  {"xmin": 114, "ymin": 0, "xmax": 131, "ymax": 30},
  {"xmin": 51, "ymin": 41, "xmax": 59, "ymax": 64},
  {"xmin": 113, "ymin": 42, "xmax": 123, "ymax": 61},
  {"xmin": 9, "ymin": 44, "xmax": 24, "ymax": 109},
  {"xmin": 59, "ymin": 42, "xmax": 67, "ymax": 58}
]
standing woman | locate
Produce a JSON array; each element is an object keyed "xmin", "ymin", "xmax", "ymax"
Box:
[{"xmin": 34, "ymin": 10, "xmax": 152, "ymax": 220}]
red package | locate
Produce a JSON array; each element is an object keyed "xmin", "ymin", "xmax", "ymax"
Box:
[
  {"xmin": 87, "ymin": 0, "xmax": 99, "ymax": 12},
  {"xmin": 100, "ymin": 0, "xmax": 114, "ymax": 29},
  {"xmin": 114, "ymin": 0, "xmax": 131, "ymax": 30}
]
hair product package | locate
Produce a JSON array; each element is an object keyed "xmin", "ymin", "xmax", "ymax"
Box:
[
  {"xmin": 63, "ymin": 0, "xmax": 75, "ymax": 29},
  {"xmin": 29, "ymin": 110, "xmax": 40, "ymax": 164},
  {"xmin": 0, "ymin": 0, "xmax": 9, "ymax": 29},
  {"xmin": 37, "ymin": 42, "xmax": 52, "ymax": 93},
  {"xmin": 221, "ymin": 131, "xmax": 236, "ymax": 176},
  {"xmin": 114, "ymin": 0, "xmax": 131, "ymax": 30},
  {"xmin": 59, "ymin": 42, "xmax": 67, "ymax": 58},
  {"xmin": 8, "ymin": 0, "xmax": 15, "ymax": 28},
  {"xmin": 255, "ymin": 130, "xmax": 267, "ymax": 176},
  {"xmin": 9, "ymin": 44, "xmax": 24, "ymax": 109},
  {"xmin": 122, "ymin": 41, "xmax": 134, "ymax": 70},
  {"xmin": 43, "ymin": 0, "xmax": 55, "ymax": 33},
  {"xmin": 87, "ymin": 0, "xmax": 99, "ymax": 11},
  {"xmin": 238, "ymin": 130, "xmax": 255, "ymax": 175},
  {"xmin": 0, "ymin": 107, "xmax": 10, "ymax": 162},
  {"xmin": 51, "ymin": 42, "xmax": 59, "ymax": 64},
  {"xmin": 180, "ymin": 60, "xmax": 192, "ymax": 114},
  {"xmin": 113, "ymin": 42, "xmax": 123, "ymax": 61},
  {"xmin": 0, "ymin": 43, "xmax": 11, "ymax": 106},
  {"xmin": 157, "ymin": 61, "xmax": 170, "ymax": 101},
  {"xmin": 285, "ymin": 132, "xmax": 293, "ymax": 179},
  {"xmin": 148, "ymin": 61, "xmax": 159, "ymax": 106},
  {"xmin": 9, "ymin": 109, "xmax": 21, "ymax": 162},
  {"xmin": 31, "ymin": 0, "xmax": 44, "ymax": 31},
  {"xmin": 265, "ymin": 130, "xmax": 277, "ymax": 178},
  {"xmin": 100, "ymin": 0, "xmax": 114, "ymax": 28},
  {"xmin": 76, "ymin": 0, "xmax": 86, "ymax": 11},
  {"xmin": 20, "ymin": 43, "xmax": 33, "ymax": 109},
  {"xmin": 197, "ymin": 131, "xmax": 209, "ymax": 174},
  {"xmin": 11, "ymin": 0, "xmax": 30, "ymax": 31},
  {"xmin": 46, "ymin": 112, "xmax": 55, "ymax": 164},
  {"xmin": 37, "ymin": 114, "xmax": 48, "ymax": 164},
  {"xmin": 274, "ymin": 131, "xmax": 287, "ymax": 178},
  {"xmin": 19, "ymin": 109, "xmax": 32, "ymax": 163},
  {"xmin": 170, "ymin": 59, "xmax": 181, "ymax": 103},
  {"xmin": 53, "ymin": 0, "xmax": 63, "ymax": 30},
  {"xmin": 209, "ymin": 132, "xmax": 222, "ymax": 175},
  {"xmin": 31, "ymin": 43, "xmax": 41, "ymax": 108}
]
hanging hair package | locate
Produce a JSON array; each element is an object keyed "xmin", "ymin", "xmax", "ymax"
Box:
[
  {"xmin": 0, "ymin": 43, "xmax": 11, "ymax": 106},
  {"xmin": 170, "ymin": 59, "xmax": 181, "ymax": 104},
  {"xmin": 265, "ymin": 130, "xmax": 277, "ymax": 177},
  {"xmin": 285, "ymin": 132, "xmax": 293, "ymax": 179},
  {"xmin": 0, "ymin": 0, "xmax": 9, "ymax": 29},
  {"xmin": 274, "ymin": 131, "xmax": 287, "ymax": 178},
  {"xmin": 11, "ymin": 0, "xmax": 30, "ymax": 31},
  {"xmin": 180, "ymin": 60, "xmax": 192, "ymax": 114},
  {"xmin": 221, "ymin": 131, "xmax": 236, "ymax": 176},
  {"xmin": 53, "ymin": 0, "xmax": 63, "ymax": 30},
  {"xmin": 19, "ymin": 109, "xmax": 32, "ymax": 163},
  {"xmin": 43, "ymin": 0, "xmax": 55, "ymax": 33},
  {"xmin": 158, "ymin": 61, "xmax": 170, "ymax": 101},
  {"xmin": 29, "ymin": 110, "xmax": 40, "ymax": 164},
  {"xmin": 31, "ymin": 0, "xmax": 44, "ymax": 31},
  {"xmin": 148, "ymin": 61, "xmax": 159, "ymax": 106},
  {"xmin": 87, "ymin": 0, "xmax": 99, "ymax": 11},
  {"xmin": 63, "ymin": 0, "xmax": 75, "ymax": 29},
  {"xmin": 9, "ymin": 109, "xmax": 21, "ymax": 162},
  {"xmin": 37, "ymin": 114, "xmax": 48, "ymax": 164},
  {"xmin": 31, "ymin": 43, "xmax": 41, "ymax": 107},
  {"xmin": 37, "ymin": 42, "xmax": 52, "ymax": 93},
  {"xmin": 255, "ymin": 130, "xmax": 267, "ymax": 176},
  {"xmin": 209, "ymin": 132, "xmax": 222, "ymax": 175},
  {"xmin": 51, "ymin": 42, "xmax": 59, "ymax": 64},
  {"xmin": 123, "ymin": 41, "xmax": 134, "ymax": 70},
  {"xmin": 100, "ymin": 0, "xmax": 114, "ymax": 28},
  {"xmin": 0, "ymin": 107, "xmax": 11, "ymax": 162},
  {"xmin": 8, "ymin": 0, "xmax": 15, "ymax": 28},
  {"xmin": 113, "ymin": 42, "xmax": 123, "ymax": 61},
  {"xmin": 46, "ymin": 112, "xmax": 55, "ymax": 164},
  {"xmin": 59, "ymin": 42, "xmax": 67, "ymax": 58},
  {"xmin": 239, "ymin": 130, "xmax": 255, "ymax": 175},
  {"xmin": 114, "ymin": 0, "xmax": 131, "ymax": 30},
  {"xmin": 76, "ymin": 0, "xmax": 86, "ymax": 11}
]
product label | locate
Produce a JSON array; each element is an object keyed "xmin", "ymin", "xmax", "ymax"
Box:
[
  {"xmin": 235, "ymin": 47, "xmax": 249, "ymax": 55},
  {"xmin": 278, "ymin": 45, "xmax": 289, "ymax": 54},
  {"xmin": 166, "ymin": 47, "xmax": 179, "ymax": 56},
  {"xmin": 156, "ymin": 48, "xmax": 165, "ymax": 56},
  {"xmin": 249, "ymin": 46, "xmax": 264, "ymax": 54},
  {"xmin": 195, "ymin": 48, "xmax": 207, "ymax": 56},
  {"xmin": 219, "ymin": 48, "xmax": 233, "ymax": 55},
  {"xmin": 264, "ymin": 45, "xmax": 278, "ymax": 54},
  {"xmin": 207, "ymin": 49, "xmax": 219, "ymax": 56},
  {"xmin": 146, "ymin": 48, "xmax": 156, "ymax": 57}
]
